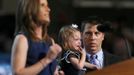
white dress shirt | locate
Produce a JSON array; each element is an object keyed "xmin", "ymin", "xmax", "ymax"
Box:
[{"xmin": 86, "ymin": 49, "xmax": 104, "ymax": 69}]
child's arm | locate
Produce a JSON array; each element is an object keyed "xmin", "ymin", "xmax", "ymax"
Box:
[
  {"xmin": 84, "ymin": 62, "xmax": 101, "ymax": 70},
  {"xmin": 69, "ymin": 48, "xmax": 86, "ymax": 70}
]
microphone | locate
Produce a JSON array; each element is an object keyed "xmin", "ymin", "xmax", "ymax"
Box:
[
  {"xmin": 97, "ymin": 21, "xmax": 113, "ymax": 32},
  {"xmin": 97, "ymin": 21, "xmax": 132, "ymax": 59}
]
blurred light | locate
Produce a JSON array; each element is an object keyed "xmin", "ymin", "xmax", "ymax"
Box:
[
  {"xmin": 73, "ymin": 0, "xmax": 113, "ymax": 8},
  {"xmin": 73, "ymin": 0, "xmax": 134, "ymax": 8}
]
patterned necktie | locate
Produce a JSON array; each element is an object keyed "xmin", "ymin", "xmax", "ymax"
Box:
[
  {"xmin": 90, "ymin": 55, "xmax": 97, "ymax": 65},
  {"xmin": 90, "ymin": 55, "xmax": 102, "ymax": 69}
]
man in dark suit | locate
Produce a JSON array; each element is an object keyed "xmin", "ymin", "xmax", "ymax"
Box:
[{"xmin": 81, "ymin": 16, "xmax": 123, "ymax": 72}]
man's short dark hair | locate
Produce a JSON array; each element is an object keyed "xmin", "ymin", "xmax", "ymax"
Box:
[{"xmin": 81, "ymin": 16, "xmax": 103, "ymax": 32}]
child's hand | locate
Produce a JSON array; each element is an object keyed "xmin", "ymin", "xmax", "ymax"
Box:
[
  {"xmin": 85, "ymin": 62, "xmax": 102, "ymax": 70},
  {"xmin": 91, "ymin": 64, "xmax": 101, "ymax": 70},
  {"xmin": 78, "ymin": 46, "xmax": 86, "ymax": 56}
]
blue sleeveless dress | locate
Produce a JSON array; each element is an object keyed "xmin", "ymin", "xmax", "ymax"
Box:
[{"xmin": 24, "ymin": 34, "xmax": 57, "ymax": 75}]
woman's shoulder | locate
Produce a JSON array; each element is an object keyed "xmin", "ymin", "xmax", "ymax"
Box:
[
  {"xmin": 15, "ymin": 34, "xmax": 27, "ymax": 39},
  {"xmin": 14, "ymin": 34, "xmax": 28, "ymax": 44},
  {"xmin": 12, "ymin": 34, "xmax": 29, "ymax": 56}
]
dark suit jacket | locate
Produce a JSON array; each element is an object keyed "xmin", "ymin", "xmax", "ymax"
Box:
[
  {"xmin": 103, "ymin": 51, "xmax": 123, "ymax": 67},
  {"xmin": 85, "ymin": 51, "xmax": 123, "ymax": 73}
]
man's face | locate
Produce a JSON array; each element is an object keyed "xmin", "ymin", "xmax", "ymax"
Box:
[{"xmin": 82, "ymin": 23, "xmax": 104, "ymax": 54}]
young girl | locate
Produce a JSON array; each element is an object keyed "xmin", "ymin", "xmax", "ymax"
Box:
[{"xmin": 58, "ymin": 24, "xmax": 97, "ymax": 75}]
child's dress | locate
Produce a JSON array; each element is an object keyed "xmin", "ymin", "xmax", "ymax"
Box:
[{"xmin": 60, "ymin": 50, "xmax": 86, "ymax": 75}]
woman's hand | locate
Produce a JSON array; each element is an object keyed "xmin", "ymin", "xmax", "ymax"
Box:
[{"xmin": 46, "ymin": 39, "xmax": 62, "ymax": 62}]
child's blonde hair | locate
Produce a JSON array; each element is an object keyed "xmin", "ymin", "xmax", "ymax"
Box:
[{"xmin": 58, "ymin": 25, "xmax": 80, "ymax": 50}]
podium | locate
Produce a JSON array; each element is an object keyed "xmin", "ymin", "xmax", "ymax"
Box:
[{"xmin": 85, "ymin": 58, "xmax": 134, "ymax": 75}]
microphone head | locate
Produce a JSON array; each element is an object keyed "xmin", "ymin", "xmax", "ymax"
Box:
[{"xmin": 97, "ymin": 21, "xmax": 113, "ymax": 32}]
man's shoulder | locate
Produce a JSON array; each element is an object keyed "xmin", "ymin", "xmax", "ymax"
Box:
[
  {"xmin": 103, "ymin": 50, "xmax": 124, "ymax": 64},
  {"xmin": 103, "ymin": 51, "xmax": 116, "ymax": 57},
  {"xmin": 103, "ymin": 51, "xmax": 122, "ymax": 59}
]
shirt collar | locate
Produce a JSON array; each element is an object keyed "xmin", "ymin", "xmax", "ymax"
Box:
[
  {"xmin": 86, "ymin": 49, "xmax": 103, "ymax": 60},
  {"xmin": 96, "ymin": 49, "xmax": 103, "ymax": 60}
]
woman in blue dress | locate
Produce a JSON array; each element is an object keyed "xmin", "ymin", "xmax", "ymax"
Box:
[{"xmin": 11, "ymin": 0, "xmax": 62, "ymax": 75}]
